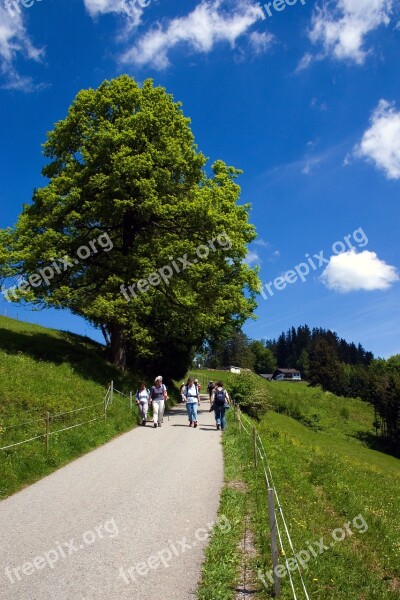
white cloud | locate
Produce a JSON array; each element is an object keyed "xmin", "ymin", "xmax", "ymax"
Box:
[
  {"xmin": 321, "ymin": 249, "xmax": 399, "ymax": 292},
  {"xmin": 120, "ymin": 0, "xmax": 264, "ymax": 69},
  {"xmin": 354, "ymin": 99, "xmax": 400, "ymax": 179},
  {"xmin": 83, "ymin": 0, "xmax": 124, "ymax": 15},
  {"xmin": 253, "ymin": 239, "xmax": 271, "ymax": 248},
  {"xmin": 308, "ymin": 0, "xmax": 393, "ymax": 65},
  {"xmin": 83, "ymin": 0, "xmax": 144, "ymax": 30},
  {"xmin": 249, "ymin": 30, "xmax": 274, "ymax": 55},
  {"xmin": 0, "ymin": 4, "xmax": 44, "ymax": 91},
  {"xmin": 246, "ymin": 250, "xmax": 261, "ymax": 266},
  {"xmin": 296, "ymin": 51, "xmax": 314, "ymax": 72}
]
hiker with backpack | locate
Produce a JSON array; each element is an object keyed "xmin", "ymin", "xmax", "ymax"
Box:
[
  {"xmin": 149, "ymin": 376, "xmax": 168, "ymax": 429},
  {"xmin": 183, "ymin": 377, "xmax": 200, "ymax": 428},
  {"xmin": 136, "ymin": 381, "xmax": 150, "ymax": 426},
  {"xmin": 210, "ymin": 381, "xmax": 230, "ymax": 431}
]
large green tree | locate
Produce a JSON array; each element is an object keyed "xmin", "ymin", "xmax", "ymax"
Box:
[{"xmin": 0, "ymin": 76, "xmax": 259, "ymax": 373}]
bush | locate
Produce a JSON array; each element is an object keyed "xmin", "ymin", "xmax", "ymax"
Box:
[{"xmin": 226, "ymin": 374, "xmax": 268, "ymax": 420}]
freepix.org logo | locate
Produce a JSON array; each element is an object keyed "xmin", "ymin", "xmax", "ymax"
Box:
[
  {"xmin": 259, "ymin": 227, "xmax": 368, "ymax": 300},
  {"xmin": 257, "ymin": 0, "xmax": 306, "ymax": 20},
  {"xmin": 4, "ymin": 0, "xmax": 43, "ymax": 18}
]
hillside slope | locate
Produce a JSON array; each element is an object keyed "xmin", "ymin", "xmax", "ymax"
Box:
[
  {"xmin": 193, "ymin": 369, "xmax": 400, "ymax": 599},
  {"xmin": 0, "ymin": 317, "xmax": 140, "ymax": 498}
]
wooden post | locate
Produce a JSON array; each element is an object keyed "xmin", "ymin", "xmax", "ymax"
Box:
[
  {"xmin": 130, "ymin": 391, "xmax": 133, "ymax": 410},
  {"xmin": 104, "ymin": 389, "xmax": 108, "ymax": 423},
  {"xmin": 111, "ymin": 380, "xmax": 114, "ymax": 405},
  {"xmin": 268, "ymin": 488, "xmax": 281, "ymax": 597},
  {"xmin": 238, "ymin": 407, "xmax": 242, "ymax": 432},
  {"xmin": 253, "ymin": 426, "xmax": 257, "ymax": 467},
  {"xmin": 45, "ymin": 412, "xmax": 50, "ymax": 454}
]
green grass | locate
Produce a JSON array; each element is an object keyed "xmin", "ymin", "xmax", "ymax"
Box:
[
  {"xmin": 197, "ymin": 414, "xmax": 249, "ymax": 599},
  {"xmin": 0, "ymin": 316, "xmax": 148, "ymax": 498},
  {"xmin": 195, "ymin": 369, "xmax": 400, "ymax": 599}
]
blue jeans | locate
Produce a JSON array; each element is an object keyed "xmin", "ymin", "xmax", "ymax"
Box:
[
  {"xmin": 214, "ymin": 405, "xmax": 227, "ymax": 430},
  {"xmin": 186, "ymin": 402, "xmax": 198, "ymax": 422}
]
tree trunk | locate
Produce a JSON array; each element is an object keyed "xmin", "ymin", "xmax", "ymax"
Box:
[
  {"xmin": 101, "ymin": 324, "xmax": 111, "ymax": 349},
  {"xmin": 110, "ymin": 323, "xmax": 127, "ymax": 370}
]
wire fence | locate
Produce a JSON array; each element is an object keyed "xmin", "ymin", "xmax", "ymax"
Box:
[
  {"xmin": 0, "ymin": 381, "xmax": 135, "ymax": 454},
  {"xmin": 233, "ymin": 401, "xmax": 310, "ymax": 600}
]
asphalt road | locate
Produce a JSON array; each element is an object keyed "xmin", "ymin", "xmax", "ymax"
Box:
[{"xmin": 0, "ymin": 398, "xmax": 224, "ymax": 599}]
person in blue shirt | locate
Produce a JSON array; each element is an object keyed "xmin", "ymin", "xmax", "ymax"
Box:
[{"xmin": 149, "ymin": 376, "xmax": 168, "ymax": 428}]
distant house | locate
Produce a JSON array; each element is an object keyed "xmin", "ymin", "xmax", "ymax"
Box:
[{"xmin": 272, "ymin": 368, "xmax": 301, "ymax": 381}]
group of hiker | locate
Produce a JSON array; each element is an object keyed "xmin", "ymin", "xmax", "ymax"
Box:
[
  {"xmin": 135, "ymin": 376, "xmax": 231, "ymax": 431},
  {"xmin": 135, "ymin": 376, "xmax": 168, "ymax": 429}
]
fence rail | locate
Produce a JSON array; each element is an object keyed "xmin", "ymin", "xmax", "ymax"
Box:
[
  {"xmin": 234, "ymin": 401, "xmax": 310, "ymax": 600},
  {"xmin": 0, "ymin": 381, "xmax": 133, "ymax": 453}
]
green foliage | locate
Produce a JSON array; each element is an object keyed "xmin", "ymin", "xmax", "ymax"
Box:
[
  {"xmin": 202, "ymin": 331, "xmax": 257, "ymax": 371},
  {"xmin": 249, "ymin": 340, "xmax": 276, "ymax": 374},
  {"xmin": 366, "ymin": 358, "xmax": 400, "ymax": 453},
  {"xmin": 266, "ymin": 325, "xmax": 373, "ymax": 371},
  {"xmin": 298, "ymin": 348, "xmax": 310, "ymax": 379},
  {"xmin": 0, "ymin": 75, "xmax": 259, "ymax": 374},
  {"xmin": 308, "ymin": 337, "xmax": 344, "ymax": 394}
]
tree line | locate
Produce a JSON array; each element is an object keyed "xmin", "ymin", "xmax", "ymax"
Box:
[{"xmin": 201, "ymin": 326, "xmax": 399, "ymax": 454}]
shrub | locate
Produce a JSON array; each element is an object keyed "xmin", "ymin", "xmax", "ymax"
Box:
[{"xmin": 227, "ymin": 374, "xmax": 268, "ymax": 420}]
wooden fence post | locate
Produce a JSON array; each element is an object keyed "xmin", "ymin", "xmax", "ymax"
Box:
[
  {"xmin": 111, "ymin": 380, "xmax": 114, "ymax": 405},
  {"xmin": 253, "ymin": 426, "xmax": 257, "ymax": 467},
  {"xmin": 268, "ymin": 488, "xmax": 281, "ymax": 597},
  {"xmin": 130, "ymin": 391, "xmax": 133, "ymax": 410}
]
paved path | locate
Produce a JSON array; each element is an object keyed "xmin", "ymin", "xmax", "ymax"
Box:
[{"xmin": 0, "ymin": 398, "xmax": 224, "ymax": 599}]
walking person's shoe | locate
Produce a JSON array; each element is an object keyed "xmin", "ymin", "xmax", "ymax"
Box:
[
  {"xmin": 216, "ymin": 424, "xmax": 220, "ymax": 430},
  {"xmin": 188, "ymin": 421, "xmax": 192, "ymax": 427},
  {"xmin": 142, "ymin": 419, "xmax": 146, "ymax": 426},
  {"xmin": 158, "ymin": 422, "xmax": 162, "ymax": 427},
  {"xmin": 194, "ymin": 421, "xmax": 198, "ymax": 428},
  {"xmin": 154, "ymin": 423, "xmax": 157, "ymax": 428}
]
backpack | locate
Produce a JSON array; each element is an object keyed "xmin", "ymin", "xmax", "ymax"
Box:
[
  {"xmin": 185, "ymin": 384, "xmax": 198, "ymax": 397},
  {"xmin": 214, "ymin": 388, "xmax": 226, "ymax": 405}
]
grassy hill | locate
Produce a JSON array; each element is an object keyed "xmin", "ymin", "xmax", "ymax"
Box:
[
  {"xmin": 194, "ymin": 369, "xmax": 400, "ymax": 600},
  {"xmin": 0, "ymin": 316, "xmax": 142, "ymax": 499}
]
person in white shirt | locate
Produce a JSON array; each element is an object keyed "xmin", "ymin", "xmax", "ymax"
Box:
[
  {"xmin": 136, "ymin": 381, "xmax": 150, "ymax": 426},
  {"xmin": 183, "ymin": 377, "xmax": 200, "ymax": 428},
  {"xmin": 149, "ymin": 376, "xmax": 168, "ymax": 428}
]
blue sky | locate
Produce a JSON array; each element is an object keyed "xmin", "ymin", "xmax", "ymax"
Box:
[{"xmin": 0, "ymin": 0, "xmax": 399, "ymax": 357}]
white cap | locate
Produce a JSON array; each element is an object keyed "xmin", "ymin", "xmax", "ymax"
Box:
[{"xmin": 155, "ymin": 375, "xmax": 163, "ymax": 382}]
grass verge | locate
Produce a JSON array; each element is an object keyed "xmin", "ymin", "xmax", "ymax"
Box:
[{"xmin": 197, "ymin": 410, "xmax": 263, "ymax": 600}]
